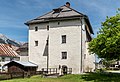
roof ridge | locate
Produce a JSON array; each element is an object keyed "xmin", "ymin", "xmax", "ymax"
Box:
[
  {"xmin": 32, "ymin": 5, "xmax": 84, "ymax": 20},
  {"xmin": 63, "ymin": 5, "xmax": 85, "ymax": 16},
  {"xmin": 25, "ymin": 5, "xmax": 89, "ymax": 28}
]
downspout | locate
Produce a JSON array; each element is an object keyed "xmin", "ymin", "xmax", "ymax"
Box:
[
  {"xmin": 47, "ymin": 24, "xmax": 49, "ymax": 73},
  {"xmin": 47, "ymin": 49, "xmax": 49, "ymax": 73},
  {"xmin": 80, "ymin": 17, "xmax": 83, "ymax": 73},
  {"xmin": 47, "ymin": 36, "xmax": 49, "ymax": 73}
]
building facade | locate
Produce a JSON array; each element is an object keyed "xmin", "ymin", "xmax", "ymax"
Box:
[
  {"xmin": 0, "ymin": 44, "xmax": 19, "ymax": 72},
  {"xmin": 16, "ymin": 43, "xmax": 29, "ymax": 62},
  {"xmin": 25, "ymin": 2, "xmax": 95, "ymax": 74}
]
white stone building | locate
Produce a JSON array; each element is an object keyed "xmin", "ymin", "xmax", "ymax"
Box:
[{"xmin": 25, "ymin": 2, "xmax": 95, "ymax": 74}]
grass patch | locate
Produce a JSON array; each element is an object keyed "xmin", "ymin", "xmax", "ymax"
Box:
[{"xmin": 1, "ymin": 73, "xmax": 120, "ymax": 82}]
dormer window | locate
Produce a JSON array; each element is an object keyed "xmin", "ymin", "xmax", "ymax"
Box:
[{"xmin": 53, "ymin": 8, "xmax": 63, "ymax": 14}]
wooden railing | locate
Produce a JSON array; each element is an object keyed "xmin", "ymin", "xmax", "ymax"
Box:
[
  {"xmin": 67, "ymin": 68, "xmax": 72, "ymax": 74},
  {"xmin": 42, "ymin": 68, "xmax": 58, "ymax": 74},
  {"xmin": 42, "ymin": 68, "xmax": 72, "ymax": 75}
]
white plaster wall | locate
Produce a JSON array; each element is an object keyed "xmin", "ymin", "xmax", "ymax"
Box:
[
  {"xmin": 49, "ymin": 26, "xmax": 82, "ymax": 74},
  {"xmin": 29, "ymin": 23, "xmax": 48, "ymax": 71},
  {"xmin": 84, "ymin": 42, "xmax": 95, "ymax": 72},
  {"xmin": 20, "ymin": 56, "xmax": 29, "ymax": 62},
  {"xmin": 28, "ymin": 19, "xmax": 95, "ymax": 73},
  {"xmin": 50, "ymin": 19, "xmax": 81, "ymax": 28},
  {"xmin": 80, "ymin": 19, "xmax": 95, "ymax": 72}
]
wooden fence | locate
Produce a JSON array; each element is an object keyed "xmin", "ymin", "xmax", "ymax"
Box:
[
  {"xmin": 0, "ymin": 71, "xmax": 42, "ymax": 80},
  {"xmin": 67, "ymin": 68, "xmax": 72, "ymax": 74},
  {"xmin": 0, "ymin": 68, "xmax": 72, "ymax": 80},
  {"xmin": 42, "ymin": 68, "xmax": 58, "ymax": 74},
  {"xmin": 42, "ymin": 68, "xmax": 72, "ymax": 74}
]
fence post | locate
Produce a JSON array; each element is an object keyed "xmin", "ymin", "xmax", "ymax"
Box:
[
  {"xmin": 10, "ymin": 73, "xmax": 12, "ymax": 79},
  {"xmin": 50, "ymin": 68, "xmax": 51, "ymax": 74},
  {"xmin": 22, "ymin": 72, "xmax": 24, "ymax": 78},
  {"xmin": 56, "ymin": 68, "xmax": 57, "ymax": 74}
]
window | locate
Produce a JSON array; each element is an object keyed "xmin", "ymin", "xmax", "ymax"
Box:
[
  {"xmin": 35, "ymin": 41, "xmax": 38, "ymax": 46},
  {"xmin": 10, "ymin": 58, "xmax": 13, "ymax": 61},
  {"xmin": 84, "ymin": 54, "xmax": 86, "ymax": 59},
  {"xmin": 58, "ymin": 22, "xmax": 60, "ymax": 25},
  {"xmin": 35, "ymin": 26, "xmax": 38, "ymax": 31},
  {"xmin": 47, "ymin": 25, "xmax": 49, "ymax": 30},
  {"xmin": 62, "ymin": 35, "xmax": 66, "ymax": 43},
  {"xmin": 62, "ymin": 52, "xmax": 67, "ymax": 59},
  {"xmin": 2, "ymin": 57, "xmax": 5, "ymax": 62},
  {"xmin": 53, "ymin": 8, "xmax": 62, "ymax": 13}
]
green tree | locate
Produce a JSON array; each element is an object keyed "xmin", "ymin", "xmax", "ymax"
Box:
[{"xmin": 89, "ymin": 10, "xmax": 120, "ymax": 60}]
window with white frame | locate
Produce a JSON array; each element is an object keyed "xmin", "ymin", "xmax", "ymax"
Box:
[
  {"xmin": 35, "ymin": 41, "xmax": 38, "ymax": 46},
  {"xmin": 62, "ymin": 52, "xmax": 67, "ymax": 59},
  {"xmin": 62, "ymin": 35, "xmax": 66, "ymax": 43}
]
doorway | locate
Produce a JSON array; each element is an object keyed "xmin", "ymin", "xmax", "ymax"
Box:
[{"xmin": 62, "ymin": 65, "xmax": 67, "ymax": 75}]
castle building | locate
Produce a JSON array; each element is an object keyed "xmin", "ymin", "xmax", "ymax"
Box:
[{"xmin": 25, "ymin": 2, "xmax": 95, "ymax": 74}]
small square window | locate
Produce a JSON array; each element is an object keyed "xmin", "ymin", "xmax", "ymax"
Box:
[
  {"xmin": 84, "ymin": 54, "xmax": 86, "ymax": 59},
  {"xmin": 2, "ymin": 57, "xmax": 5, "ymax": 62},
  {"xmin": 58, "ymin": 22, "xmax": 60, "ymax": 25},
  {"xmin": 35, "ymin": 41, "xmax": 38, "ymax": 46},
  {"xmin": 62, "ymin": 52, "xmax": 67, "ymax": 59},
  {"xmin": 35, "ymin": 26, "xmax": 38, "ymax": 31},
  {"xmin": 62, "ymin": 35, "xmax": 66, "ymax": 43},
  {"xmin": 47, "ymin": 25, "xmax": 49, "ymax": 30}
]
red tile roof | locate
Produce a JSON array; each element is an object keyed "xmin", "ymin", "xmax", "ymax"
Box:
[{"xmin": 0, "ymin": 44, "xmax": 19, "ymax": 57}]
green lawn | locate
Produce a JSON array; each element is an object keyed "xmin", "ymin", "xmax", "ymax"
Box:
[{"xmin": 1, "ymin": 73, "xmax": 120, "ymax": 82}]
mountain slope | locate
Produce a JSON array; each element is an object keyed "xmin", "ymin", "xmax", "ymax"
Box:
[{"xmin": 0, "ymin": 34, "xmax": 20, "ymax": 47}]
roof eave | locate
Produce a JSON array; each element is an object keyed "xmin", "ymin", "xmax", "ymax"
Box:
[
  {"xmin": 84, "ymin": 15, "xmax": 94, "ymax": 34},
  {"xmin": 25, "ymin": 15, "xmax": 83, "ymax": 25}
]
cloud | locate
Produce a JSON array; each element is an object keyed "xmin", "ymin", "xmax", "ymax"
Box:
[
  {"xmin": 0, "ymin": 19, "xmax": 26, "ymax": 29},
  {"xmin": 0, "ymin": 0, "xmax": 119, "ymax": 42}
]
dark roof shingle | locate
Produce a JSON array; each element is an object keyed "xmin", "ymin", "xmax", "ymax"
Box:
[
  {"xmin": 25, "ymin": 5, "xmax": 83, "ymax": 25},
  {"xmin": 25, "ymin": 5, "xmax": 94, "ymax": 34}
]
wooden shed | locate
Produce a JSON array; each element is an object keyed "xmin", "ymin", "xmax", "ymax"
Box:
[{"xmin": 4, "ymin": 61, "xmax": 38, "ymax": 74}]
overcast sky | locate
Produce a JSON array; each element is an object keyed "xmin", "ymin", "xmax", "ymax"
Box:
[{"xmin": 0, "ymin": 0, "xmax": 120, "ymax": 42}]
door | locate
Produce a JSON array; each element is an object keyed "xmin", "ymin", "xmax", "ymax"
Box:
[{"xmin": 62, "ymin": 65, "xmax": 67, "ymax": 75}]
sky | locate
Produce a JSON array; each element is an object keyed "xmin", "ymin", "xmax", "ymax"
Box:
[{"xmin": 0, "ymin": 0, "xmax": 120, "ymax": 42}]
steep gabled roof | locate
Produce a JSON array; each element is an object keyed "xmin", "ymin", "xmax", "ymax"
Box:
[
  {"xmin": 26, "ymin": 5, "xmax": 83, "ymax": 24},
  {"xmin": 0, "ymin": 44, "xmax": 19, "ymax": 57},
  {"xmin": 37, "ymin": 5, "xmax": 84, "ymax": 19},
  {"xmin": 16, "ymin": 43, "xmax": 28, "ymax": 52},
  {"xmin": 25, "ymin": 5, "xmax": 94, "ymax": 34}
]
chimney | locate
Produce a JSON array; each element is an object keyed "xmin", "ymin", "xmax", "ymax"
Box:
[{"xmin": 66, "ymin": 2, "xmax": 70, "ymax": 7}]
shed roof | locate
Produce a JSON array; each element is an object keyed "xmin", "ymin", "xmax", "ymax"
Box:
[
  {"xmin": 4, "ymin": 60, "xmax": 38, "ymax": 67},
  {"xmin": 25, "ymin": 5, "xmax": 94, "ymax": 34}
]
